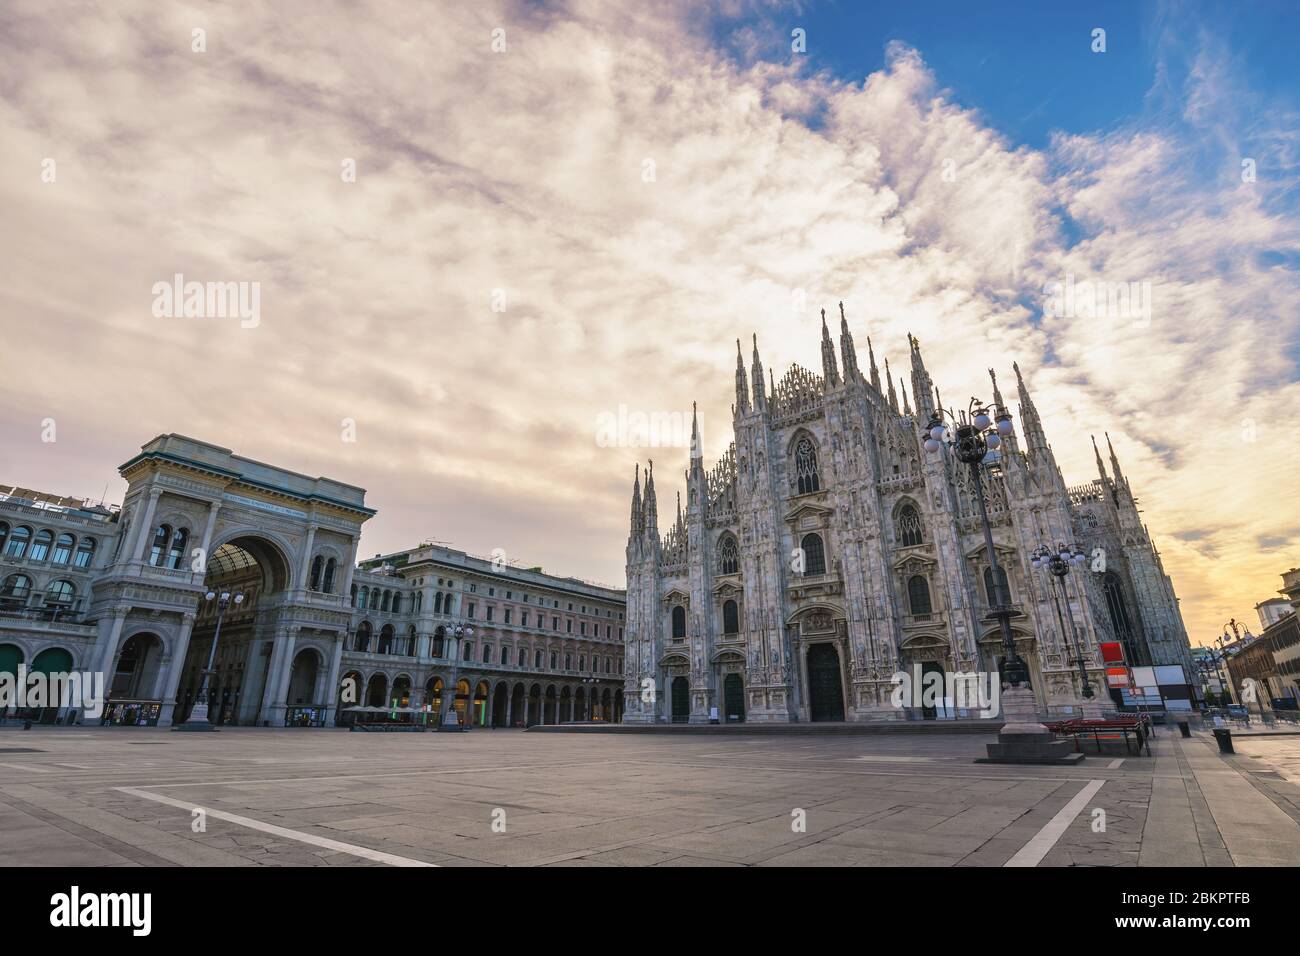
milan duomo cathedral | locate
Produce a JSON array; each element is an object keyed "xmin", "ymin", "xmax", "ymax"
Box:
[{"xmin": 622, "ymin": 305, "xmax": 1193, "ymax": 724}]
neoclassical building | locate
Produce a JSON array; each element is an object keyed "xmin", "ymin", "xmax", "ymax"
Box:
[
  {"xmin": 0, "ymin": 434, "xmax": 625, "ymax": 726},
  {"xmin": 622, "ymin": 306, "xmax": 1193, "ymax": 724}
]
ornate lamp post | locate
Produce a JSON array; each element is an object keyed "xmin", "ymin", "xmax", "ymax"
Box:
[
  {"xmin": 1031, "ymin": 543, "xmax": 1101, "ymax": 714},
  {"xmin": 441, "ymin": 622, "xmax": 474, "ymax": 730},
  {"xmin": 925, "ymin": 397, "xmax": 1080, "ymax": 764},
  {"xmin": 175, "ymin": 590, "xmax": 244, "ymax": 732}
]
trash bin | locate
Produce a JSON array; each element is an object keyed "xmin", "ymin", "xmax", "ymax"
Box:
[
  {"xmin": 1212, "ymin": 727, "xmax": 1234, "ymax": 754},
  {"xmin": 1178, "ymin": 721, "xmax": 1191, "ymax": 738}
]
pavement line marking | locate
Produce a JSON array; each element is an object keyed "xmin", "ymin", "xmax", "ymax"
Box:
[
  {"xmin": 0, "ymin": 762, "xmax": 52, "ymax": 773},
  {"xmin": 1004, "ymin": 778, "xmax": 1105, "ymax": 867},
  {"xmin": 115, "ymin": 787, "xmax": 438, "ymax": 867},
  {"xmin": 1108, "ymin": 759, "xmax": 1125, "ymax": 769}
]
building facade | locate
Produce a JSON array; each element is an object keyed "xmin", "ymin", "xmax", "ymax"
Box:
[
  {"xmin": 0, "ymin": 434, "xmax": 624, "ymax": 726},
  {"xmin": 623, "ymin": 306, "xmax": 1194, "ymax": 723}
]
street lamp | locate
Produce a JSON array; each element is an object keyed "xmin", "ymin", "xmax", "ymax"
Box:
[
  {"xmin": 175, "ymin": 590, "xmax": 244, "ymax": 732},
  {"xmin": 1031, "ymin": 543, "xmax": 1099, "ymax": 710},
  {"xmin": 441, "ymin": 622, "xmax": 474, "ymax": 730},
  {"xmin": 926, "ymin": 395, "xmax": 1079, "ymax": 764},
  {"xmin": 924, "ymin": 397, "xmax": 1028, "ymax": 689}
]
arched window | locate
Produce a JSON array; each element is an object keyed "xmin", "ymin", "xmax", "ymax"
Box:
[
  {"xmin": 549, "ymin": 651, "xmax": 558, "ymax": 669},
  {"xmin": 983, "ymin": 566, "xmax": 1010, "ymax": 606},
  {"xmin": 45, "ymin": 580, "xmax": 75, "ymax": 607},
  {"xmin": 800, "ymin": 533, "xmax": 826, "ymax": 576},
  {"xmin": 359, "ymin": 586, "xmax": 369, "ymax": 609},
  {"xmin": 309, "ymin": 555, "xmax": 324, "ymax": 590},
  {"xmin": 74, "ymin": 537, "xmax": 96, "ymax": 568},
  {"xmin": 717, "ymin": 534, "xmax": 739, "ymax": 575},
  {"xmin": 897, "ymin": 504, "xmax": 924, "ymax": 547},
  {"xmin": 166, "ymin": 528, "xmax": 189, "ymax": 570},
  {"xmin": 794, "ymin": 436, "xmax": 821, "ymax": 495},
  {"xmin": 148, "ymin": 524, "xmax": 171, "ymax": 567},
  {"xmin": 381, "ymin": 591, "xmax": 391, "ymax": 613},
  {"xmin": 392, "ymin": 593, "xmax": 402, "ymax": 615},
  {"xmin": 671, "ymin": 605, "xmax": 686, "ymax": 639},
  {"xmin": 5, "ymin": 526, "xmax": 32, "ymax": 559},
  {"xmin": 351, "ymin": 585, "xmax": 359, "ymax": 607},
  {"xmin": 413, "ymin": 590, "xmax": 421, "ymax": 612},
  {"xmin": 0, "ymin": 523, "xmax": 8, "ymax": 554},
  {"xmin": 432, "ymin": 627, "xmax": 446, "ymax": 658},
  {"xmin": 907, "ymin": 575, "xmax": 932, "ymax": 617},
  {"xmin": 52, "ymin": 533, "xmax": 74, "ymax": 566},
  {"xmin": 369, "ymin": 589, "xmax": 380, "ymax": 610},
  {"xmin": 519, "ymin": 648, "xmax": 527, "ymax": 666},
  {"xmin": 378, "ymin": 624, "xmax": 394, "ymax": 655},
  {"xmin": 407, "ymin": 626, "xmax": 418, "ymax": 655},
  {"xmin": 355, "ymin": 622, "xmax": 372, "ymax": 653},
  {"xmin": 535, "ymin": 649, "xmax": 543, "ymax": 668},
  {"xmin": 723, "ymin": 599, "xmax": 739, "ymax": 635},
  {"xmin": 323, "ymin": 558, "xmax": 337, "ymax": 594},
  {"xmin": 1, "ymin": 573, "xmax": 32, "ymax": 607},
  {"xmin": 29, "ymin": 529, "xmax": 52, "ymax": 562},
  {"xmin": 483, "ymin": 645, "xmax": 493, "ymax": 663},
  {"xmin": 434, "ymin": 592, "xmax": 444, "ymax": 614},
  {"xmin": 565, "ymin": 654, "xmax": 572, "ymax": 670},
  {"xmin": 579, "ymin": 655, "xmax": 586, "ymax": 671}
]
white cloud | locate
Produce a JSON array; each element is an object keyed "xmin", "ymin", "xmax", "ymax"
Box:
[{"xmin": 0, "ymin": 0, "xmax": 1294, "ymax": 635}]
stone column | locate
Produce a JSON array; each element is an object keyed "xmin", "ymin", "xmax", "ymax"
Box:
[
  {"xmin": 157, "ymin": 613, "xmax": 196, "ymax": 726},
  {"xmin": 258, "ymin": 626, "xmax": 290, "ymax": 724},
  {"xmin": 267, "ymin": 626, "xmax": 300, "ymax": 726},
  {"xmin": 322, "ymin": 632, "xmax": 345, "ymax": 727},
  {"xmin": 193, "ymin": 500, "xmax": 221, "ymax": 584},
  {"xmin": 129, "ymin": 488, "xmax": 163, "ymax": 565},
  {"xmin": 297, "ymin": 519, "xmax": 317, "ymax": 591}
]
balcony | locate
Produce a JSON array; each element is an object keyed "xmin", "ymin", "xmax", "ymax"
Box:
[{"xmin": 902, "ymin": 609, "xmax": 947, "ymax": 628}]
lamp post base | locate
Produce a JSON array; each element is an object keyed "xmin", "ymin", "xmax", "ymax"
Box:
[
  {"xmin": 173, "ymin": 703, "xmax": 219, "ymax": 732},
  {"xmin": 978, "ymin": 685, "xmax": 1083, "ymax": 765}
]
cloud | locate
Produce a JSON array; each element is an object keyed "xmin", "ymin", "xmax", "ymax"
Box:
[{"xmin": 0, "ymin": 0, "xmax": 1295, "ymax": 639}]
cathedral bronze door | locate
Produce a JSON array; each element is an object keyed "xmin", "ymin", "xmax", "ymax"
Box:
[
  {"xmin": 671, "ymin": 677, "xmax": 690, "ymax": 723},
  {"xmin": 807, "ymin": 644, "xmax": 844, "ymax": 722},
  {"xmin": 921, "ymin": 661, "xmax": 943, "ymax": 720},
  {"xmin": 723, "ymin": 673, "xmax": 745, "ymax": 723}
]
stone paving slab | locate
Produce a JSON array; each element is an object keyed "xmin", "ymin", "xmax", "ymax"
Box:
[{"xmin": 1, "ymin": 725, "xmax": 1298, "ymax": 866}]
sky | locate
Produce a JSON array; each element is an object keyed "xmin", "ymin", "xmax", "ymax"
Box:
[{"xmin": 0, "ymin": 0, "xmax": 1297, "ymax": 646}]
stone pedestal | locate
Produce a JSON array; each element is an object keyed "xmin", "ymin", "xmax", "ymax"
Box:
[{"xmin": 978, "ymin": 685, "xmax": 1083, "ymax": 765}]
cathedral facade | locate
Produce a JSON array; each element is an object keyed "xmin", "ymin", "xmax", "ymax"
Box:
[{"xmin": 622, "ymin": 306, "xmax": 1193, "ymax": 724}]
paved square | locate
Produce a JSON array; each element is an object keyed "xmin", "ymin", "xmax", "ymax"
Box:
[{"xmin": 2, "ymin": 726, "xmax": 1299, "ymax": 866}]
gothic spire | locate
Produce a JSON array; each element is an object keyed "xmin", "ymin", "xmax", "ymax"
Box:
[
  {"xmin": 1092, "ymin": 434, "xmax": 1108, "ymax": 484},
  {"xmin": 838, "ymin": 302, "xmax": 860, "ymax": 382},
  {"xmin": 866, "ymin": 336, "xmax": 881, "ymax": 392},
  {"xmin": 643, "ymin": 460, "xmax": 658, "ymax": 535},
  {"xmin": 989, "ymin": 368, "xmax": 1005, "ymax": 411},
  {"xmin": 1106, "ymin": 432, "xmax": 1128, "ymax": 487},
  {"xmin": 751, "ymin": 334, "xmax": 767, "ymax": 413},
  {"xmin": 820, "ymin": 309, "xmax": 841, "ymax": 387},
  {"xmin": 690, "ymin": 401, "xmax": 702, "ymax": 461},
  {"xmin": 630, "ymin": 462, "xmax": 642, "ymax": 533},
  {"xmin": 900, "ymin": 376, "xmax": 912, "ymax": 416},
  {"xmin": 1013, "ymin": 361, "xmax": 1049, "ymax": 453},
  {"xmin": 734, "ymin": 339, "xmax": 750, "ymax": 414},
  {"xmin": 885, "ymin": 356, "xmax": 899, "ymax": 412},
  {"xmin": 907, "ymin": 333, "xmax": 934, "ymax": 418}
]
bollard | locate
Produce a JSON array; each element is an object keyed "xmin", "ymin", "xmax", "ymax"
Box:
[
  {"xmin": 1212, "ymin": 727, "xmax": 1234, "ymax": 754},
  {"xmin": 1178, "ymin": 720, "xmax": 1191, "ymax": 738}
]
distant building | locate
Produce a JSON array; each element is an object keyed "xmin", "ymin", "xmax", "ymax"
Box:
[
  {"xmin": 1256, "ymin": 597, "xmax": 1293, "ymax": 630},
  {"xmin": 1, "ymin": 434, "xmax": 625, "ymax": 726}
]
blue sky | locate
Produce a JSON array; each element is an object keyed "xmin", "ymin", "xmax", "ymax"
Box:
[{"xmin": 713, "ymin": 0, "xmax": 1300, "ymax": 156}]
